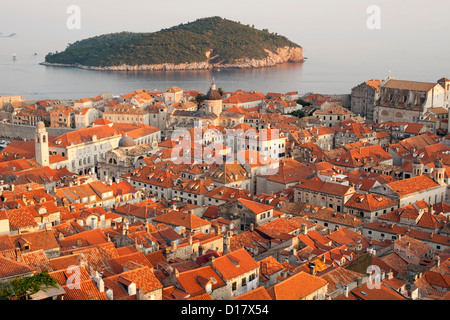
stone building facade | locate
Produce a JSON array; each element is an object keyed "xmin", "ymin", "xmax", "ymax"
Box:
[
  {"xmin": 351, "ymin": 79, "xmax": 382, "ymax": 121},
  {"xmin": 374, "ymin": 78, "xmax": 449, "ymax": 124}
]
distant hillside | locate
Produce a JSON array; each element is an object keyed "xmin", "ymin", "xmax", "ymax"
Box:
[{"xmin": 43, "ymin": 17, "xmax": 304, "ymax": 70}]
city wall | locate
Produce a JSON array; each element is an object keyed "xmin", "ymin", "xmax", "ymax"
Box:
[{"xmin": 0, "ymin": 123, "xmax": 74, "ymax": 140}]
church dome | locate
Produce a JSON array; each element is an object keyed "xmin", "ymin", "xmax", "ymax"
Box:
[
  {"xmin": 205, "ymin": 79, "xmax": 222, "ymax": 101},
  {"xmin": 205, "ymin": 88, "xmax": 222, "ymax": 101},
  {"xmin": 118, "ymin": 135, "xmax": 135, "ymax": 148}
]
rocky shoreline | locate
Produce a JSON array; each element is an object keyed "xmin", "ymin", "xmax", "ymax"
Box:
[{"xmin": 40, "ymin": 46, "xmax": 304, "ymax": 71}]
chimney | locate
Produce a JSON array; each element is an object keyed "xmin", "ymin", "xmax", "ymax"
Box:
[
  {"xmin": 76, "ymin": 239, "xmax": 83, "ymax": 247},
  {"xmin": 301, "ymin": 223, "xmax": 307, "ymax": 235},
  {"xmin": 136, "ymin": 287, "xmax": 145, "ymax": 301},
  {"xmin": 435, "ymin": 256, "xmax": 441, "ymax": 268},
  {"xmin": 249, "ymin": 223, "xmax": 254, "ymax": 232},
  {"xmin": 128, "ymin": 282, "xmax": 137, "ymax": 296},
  {"xmin": 344, "ymin": 285, "xmax": 349, "ymax": 298},
  {"xmin": 96, "ymin": 277, "xmax": 104, "ymax": 293},
  {"xmin": 79, "ymin": 253, "xmax": 87, "ymax": 267},
  {"xmin": 106, "ymin": 288, "xmax": 114, "ymax": 300},
  {"xmin": 356, "ymin": 277, "xmax": 363, "ymax": 287},
  {"xmin": 308, "ymin": 262, "xmax": 316, "ymax": 276},
  {"xmin": 387, "ymin": 271, "xmax": 394, "ymax": 280},
  {"xmin": 14, "ymin": 247, "xmax": 21, "ymax": 261}
]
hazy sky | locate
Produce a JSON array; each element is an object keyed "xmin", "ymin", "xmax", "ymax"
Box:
[{"xmin": 1, "ymin": 0, "xmax": 449, "ymax": 76}]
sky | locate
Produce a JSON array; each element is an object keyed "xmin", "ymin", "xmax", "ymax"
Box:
[{"xmin": 1, "ymin": 0, "xmax": 449, "ymax": 78}]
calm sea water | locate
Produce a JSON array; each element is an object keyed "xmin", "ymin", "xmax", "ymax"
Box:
[{"xmin": 0, "ymin": 52, "xmax": 448, "ymax": 101}]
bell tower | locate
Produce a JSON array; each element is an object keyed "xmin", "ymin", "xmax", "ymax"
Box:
[
  {"xmin": 433, "ymin": 158, "xmax": 446, "ymax": 186},
  {"xmin": 35, "ymin": 121, "xmax": 49, "ymax": 167}
]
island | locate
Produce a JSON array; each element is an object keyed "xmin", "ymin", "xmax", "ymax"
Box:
[{"xmin": 42, "ymin": 16, "xmax": 304, "ymax": 71}]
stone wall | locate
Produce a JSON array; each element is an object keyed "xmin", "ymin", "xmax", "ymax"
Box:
[
  {"xmin": 323, "ymin": 94, "xmax": 352, "ymax": 108},
  {"xmin": 0, "ymin": 123, "xmax": 74, "ymax": 140}
]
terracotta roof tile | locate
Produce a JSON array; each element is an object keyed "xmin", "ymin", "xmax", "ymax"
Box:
[
  {"xmin": 0, "ymin": 254, "xmax": 34, "ymax": 279},
  {"xmin": 267, "ymin": 271, "xmax": 328, "ymax": 300},
  {"xmin": 212, "ymin": 248, "xmax": 259, "ymax": 281}
]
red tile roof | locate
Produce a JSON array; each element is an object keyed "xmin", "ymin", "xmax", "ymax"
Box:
[
  {"xmin": 267, "ymin": 271, "xmax": 328, "ymax": 300},
  {"xmin": 0, "ymin": 254, "xmax": 34, "ymax": 279},
  {"xmin": 345, "ymin": 193, "xmax": 397, "ymax": 211},
  {"xmin": 212, "ymin": 248, "xmax": 259, "ymax": 281},
  {"xmin": 386, "ymin": 174, "xmax": 440, "ymax": 196}
]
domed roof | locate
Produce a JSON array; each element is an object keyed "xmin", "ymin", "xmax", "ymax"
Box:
[
  {"xmin": 205, "ymin": 88, "xmax": 222, "ymax": 101},
  {"xmin": 205, "ymin": 79, "xmax": 222, "ymax": 101},
  {"xmin": 118, "ymin": 135, "xmax": 135, "ymax": 148},
  {"xmin": 37, "ymin": 121, "xmax": 45, "ymax": 129}
]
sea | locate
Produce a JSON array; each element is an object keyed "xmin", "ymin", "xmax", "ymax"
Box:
[{"xmin": 0, "ymin": 51, "xmax": 449, "ymax": 101}]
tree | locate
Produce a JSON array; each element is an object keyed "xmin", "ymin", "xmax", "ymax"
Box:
[
  {"xmin": 195, "ymin": 93, "xmax": 205, "ymax": 106},
  {"xmin": 7, "ymin": 271, "xmax": 59, "ymax": 300},
  {"xmin": 289, "ymin": 110, "xmax": 306, "ymax": 119},
  {"xmin": 296, "ymin": 98, "xmax": 312, "ymax": 107}
]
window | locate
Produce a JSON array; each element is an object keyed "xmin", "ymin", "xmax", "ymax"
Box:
[
  {"xmin": 242, "ymin": 278, "xmax": 247, "ymax": 287},
  {"xmin": 232, "ymin": 282, "xmax": 237, "ymax": 291},
  {"xmin": 249, "ymin": 273, "xmax": 256, "ymax": 282}
]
